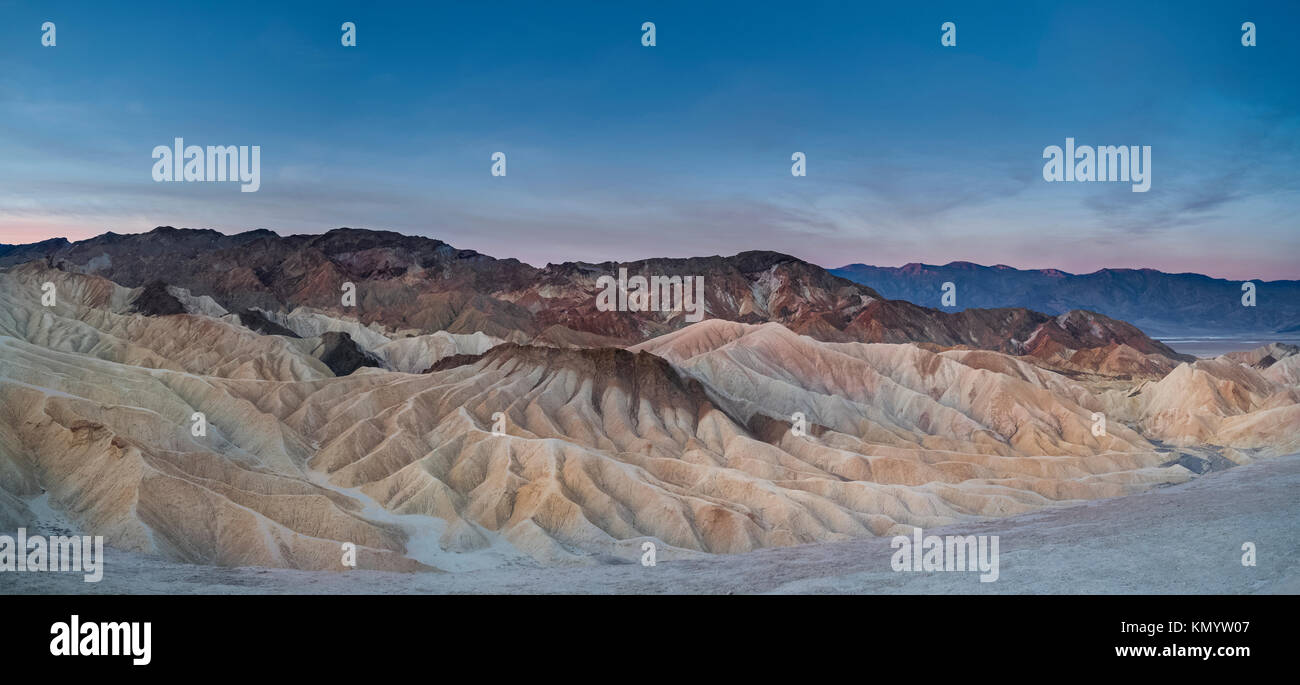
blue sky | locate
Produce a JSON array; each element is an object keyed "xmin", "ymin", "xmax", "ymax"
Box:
[{"xmin": 1, "ymin": 0, "xmax": 1297, "ymax": 278}]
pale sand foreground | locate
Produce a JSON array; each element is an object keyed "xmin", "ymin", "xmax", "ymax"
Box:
[{"xmin": 3, "ymin": 453, "xmax": 1297, "ymax": 595}]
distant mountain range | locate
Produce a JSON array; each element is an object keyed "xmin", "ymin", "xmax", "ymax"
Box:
[
  {"xmin": 829, "ymin": 262, "xmax": 1300, "ymax": 338},
  {"xmin": 0, "ymin": 228, "xmax": 1190, "ymax": 374}
]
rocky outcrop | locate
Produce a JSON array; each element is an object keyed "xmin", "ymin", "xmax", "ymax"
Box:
[
  {"xmin": 235, "ymin": 308, "xmax": 301, "ymax": 337},
  {"xmin": 129, "ymin": 280, "xmax": 185, "ymax": 317},
  {"xmin": 313, "ymin": 331, "xmax": 382, "ymax": 376}
]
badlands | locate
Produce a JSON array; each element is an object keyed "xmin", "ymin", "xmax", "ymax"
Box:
[{"xmin": 0, "ymin": 228, "xmax": 1297, "ymax": 588}]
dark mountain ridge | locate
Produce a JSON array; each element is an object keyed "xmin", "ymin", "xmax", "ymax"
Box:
[{"xmin": 2, "ymin": 227, "xmax": 1190, "ymax": 368}]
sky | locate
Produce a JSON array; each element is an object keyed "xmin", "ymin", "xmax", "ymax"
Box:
[{"xmin": 1, "ymin": 0, "xmax": 1297, "ymax": 279}]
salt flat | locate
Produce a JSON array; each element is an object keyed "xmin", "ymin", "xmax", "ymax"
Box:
[{"xmin": 5, "ymin": 453, "xmax": 1295, "ymax": 595}]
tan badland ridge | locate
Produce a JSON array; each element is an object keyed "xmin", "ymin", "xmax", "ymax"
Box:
[{"xmin": 0, "ymin": 260, "xmax": 1296, "ymax": 571}]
